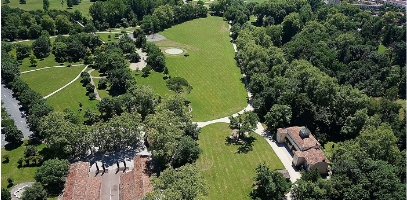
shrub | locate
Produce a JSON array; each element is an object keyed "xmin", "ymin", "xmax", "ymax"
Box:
[
  {"xmin": 2, "ymin": 155, "xmax": 9, "ymax": 163},
  {"xmin": 166, "ymin": 77, "xmax": 192, "ymax": 93},
  {"xmin": 24, "ymin": 145, "xmax": 37, "ymax": 158},
  {"xmin": 97, "ymin": 78, "xmax": 108, "ymax": 90},
  {"xmin": 184, "ymin": 53, "xmax": 189, "ymax": 57},
  {"xmin": 88, "ymin": 92, "xmax": 96, "ymax": 100},
  {"xmin": 142, "ymin": 65, "xmax": 152, "ymax": 77}
]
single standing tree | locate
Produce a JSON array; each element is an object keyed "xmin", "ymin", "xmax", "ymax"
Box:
[
  {"xmin": 43, "ymin": 0, "xmax": 50, "ymax": 11},
  {"xmin": 229, "ymin": 111, "xmax": 258, "ymax": 139},
  {"xmin": 32, "ymin": 36, "xmax": 51, "ymax": 59},
  {"xmin": 29, "ymin": 54, "xmax": 37, "ymax": 67},
  {"xmin": 34, "ymin": 158, "xmax": 70, "ymax": 193},
  {"xmin": 21, "ymin": 182, "xmax": 47, "ymax": 200},
  {"xmin": 67, "ymin": 0, "xmax": 73, "ymax": 8},
  {"xmin": 250, "ymin": 163, "xmax": 291, "ymax": 200},
  {"xmin": 5, "ymin": 125, "xmax": 23, "ymax": 144}
]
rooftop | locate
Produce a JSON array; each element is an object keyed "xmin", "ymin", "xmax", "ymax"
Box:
[
  {"xmin": 280, "ymin": 126, "xmax": 321, "ymax": 151},
  {"xmin": 294, "ymin": 148, "xmax": 330, "ymax": 165}
]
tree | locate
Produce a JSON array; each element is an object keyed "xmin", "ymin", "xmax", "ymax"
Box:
[
  {"xmin": 1, "ymin": 57, "xmax": 20, "ymax": 83},
  {"xmin": 67, "ymin": 0, "xmax": 73, "ymax": 8},
  {"xmin": 229, "ymin": 111, "xmax": 258, "ymax": 139},
  {"xmin": 107, "ymin": 68, "xmax": 133, "ymax": 93},
  {"xmin": 29, "ymin": 54, "xmax": 37, "ymax": 67},
  {"xmin": 250, "ymin": 163, "xmax": 291, "ymax": 200},
  {"xmin": 5, "ymin": 125, "xmax": 23, "ymax": 144},
  {"xmin": 55, "ymin": 15, "xmax": 72, "ymax": 34},
  {"xmin": 84, "ymin": 108, "xmax": 99, "ymax": 125},
  {"xmin": 123, "ymin": 85, "xmax": 158, "ymax": 119},
  {"xmin": 264, "ymin": 104, "xmax": 292, "ymax": 131},
  {"xmin": 129, "ymin": 52, "xmax": 140, "ymax": 63},
  {"xmin": 32, "ymin": 36, "xmax": 51, "ymax": 59},
  {"xmin": 16, "ymin": 44, "xmax": 31, "ymax": 60},
  {"xmin": 166, "ymin": 77, "xmax": 192, "ymax": 93},
  {"xmin": 1, "ymin": 188, "xmax": 11, "ymax": 200},
  {"xmin": 52, "ymin": 42, "xmax": 68, "ymax": 63},
  {"xmin": 41, "ymin": 15, "xmax": 55, "ymax": 35},
  {"xmin": 141, "ymin": 65, "xmax": 152, "ymax": 77},
  {"xmin": 43, "ymin": 0, "xmax": 50, "ymax": 11},
  {"xmin": 282, "ymin": 12, "xmax": 301, "ymax": 45},
  {"xmin": 24, "ymin": 145, "xmax": 38, "ymax": 158},
  {"xmin": 97, "ymin": 78, "xmax": 108, "ymax": 90},
  {"xmin": 21, "ymin": 182, "xmax": 47, "ymax": 200},
  {"xmin": 172, "ymin": 136, "xmax": 201, "ymax": 168},
  {"xmin": 20, "ymin": 0, "xmax": 26, "ymax": 4},
  {"xmin": 29, "ymin": 24, "xmax": 43, "ymax": 39},
  {"xmin": 144, "ymin": 164, "xmax": 207, "ymax": 200},
  {"xmin": 34, "ymin": 158, "xmax": 70, "ymax": 193}
]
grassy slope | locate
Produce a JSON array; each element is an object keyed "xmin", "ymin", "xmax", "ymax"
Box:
[
  {"xmin": 196, "ymin": 123, "xmax": 284, "ymax": 200},
  {"xmin": 1, "ymin": 141, "xmax": 45, "ymax": 188},
  {"xmin": 151, "ymin": 16, "xmax": 247, "ymax": 121},
  {"xmin": 20, "ymin": 65, "xmax": 85, "ymax": 96},
  {"xmin": 2, "ymin": 0, "xmax": 94, "ymax": 17},
  {"xmin": 46, "ymin": 79, "xmax": 99, "ymax": 114},
  {"xmin": 135, "ymin": 71, "xmax": 174, "ymax": 97}
]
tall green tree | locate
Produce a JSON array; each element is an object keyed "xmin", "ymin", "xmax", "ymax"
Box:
[
  {"xmin": 251, "ymin": 163, "xmax": 291, "ymax": 200},
  {"xmin": 43, "ymin": 0, "xmax": 49, "ymax": 11},
  {"xmin": 32, "ymin": 36, "xmax": 51, "ymax": 59},
  {"xmin": 21, "ymin": 182, "xmax": 47, "ymax": 200},
  {"xmin": 229, "ymin": 111, "xmax": 258, "ymax": 138},
  {"xmin": 34, "ymin": 158, "xmax": 70, "ymax": 194},
  {"xmin": 5, "ymin": 125, "xmax": 23, "ymax": 144}
]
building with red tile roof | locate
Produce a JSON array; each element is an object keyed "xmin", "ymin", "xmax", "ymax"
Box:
[{"xmin": 277, "ymin": 126, "xmax": 330, "ymax": 174}]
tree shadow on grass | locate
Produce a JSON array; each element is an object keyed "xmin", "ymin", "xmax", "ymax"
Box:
[
  {"xmin": 224, "ymin": 135, "xmax": 256, "ymax": 154},
  {"xmin": 4, "ymin": 142, "xmax": 23, "ymax": 151}
]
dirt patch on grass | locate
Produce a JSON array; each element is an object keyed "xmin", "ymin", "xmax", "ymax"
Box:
[{"xmin": 154, "ymin": 39, "xmax": 200, "ymax": 51}]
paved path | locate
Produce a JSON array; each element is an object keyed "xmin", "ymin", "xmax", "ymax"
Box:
[
  {"xmin": 43, "ymin": 65, "xmax": 88, "ymax": 99},
  {"xmin": 10, "ymin": 182, "xmax": 34, "ymax": 200},
  {"xmin": 21, "ymin": 64, "xmax": 83, "ymax": 74},
  {"xmin": 87, "ymin": 69, "xmax": 102, "ymax": 101},
  {"xmin": 1, "ymin": 85, "xmax": 34, "ymax": 147}
]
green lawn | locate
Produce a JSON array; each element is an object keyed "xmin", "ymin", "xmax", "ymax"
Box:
[
  {"xmin": 135, "ymin": 71, "xmax": 174, "ymax": 97},
  {"xmin": 46, "ymin": 79, "xmax": 99, "ymax": 115},
  {"xmin": 21, "ymin": 65, "xmax": 85, "ymax": 97},
  {"xmin": 96, "ymin": 33, "xmax": 119, "ymax": 43},
  {"xmin": 149, "ymin": 16, "xmax": 247, "ymax": 121},
  {"xmin": 1, "ymin": 141, "xmax": 46, "ymax": 188},
  {"xmin": 93, "ymin": 78, "xmax": 110, "ymax": 99},
  {"xmin": 196, "ymin": 123, "xmax": 284, "ymax": 200},
  {"xmin": 2, "ymin": 0, "xmax": 94, "ymax": 17},
  {"xmin": 378, "ymin": 44, "xmax": 387, "ymax": 53}
]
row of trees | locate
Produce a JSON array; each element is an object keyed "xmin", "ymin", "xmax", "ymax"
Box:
[{"xmin": 1, "ymin": 6, "xmax": 86, "ymax": 41}]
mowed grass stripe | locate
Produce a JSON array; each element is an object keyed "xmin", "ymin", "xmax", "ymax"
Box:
[
  {"xmin": 21, "ymin": 65, "xmax": 85, "ymax": 97},
  {"xmin": 196, "ymin": 123, "xmax": 284, "ymax": 200},
  {"xmin": 156, "ymin": 16, "xmax": 247, "ymax": 121}
]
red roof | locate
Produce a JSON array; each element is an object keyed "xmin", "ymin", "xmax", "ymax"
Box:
[
  {"xmin": 295, "ymin": 148, "xmax": 329, "ymax": 165},
  {"xmin": 283, "ymin": 126, "xmax": 321, "ymax": 151}
]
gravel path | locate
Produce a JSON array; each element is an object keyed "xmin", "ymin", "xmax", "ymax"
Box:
[
  {"xmin": 10, "ymin": 182, "xmax": 34, "ymax": 200},
  {"xmin": 87, "ymin": 69, "xmax": 102, "ymax": 101},
  {"xmin": 21, "ymin": 64, "xmax": 83, "ymax": 74}
]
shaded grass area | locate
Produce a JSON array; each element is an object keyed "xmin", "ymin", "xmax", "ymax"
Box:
[
  {"xmin": 151, "ymin": 16, "xmax": 247, "ymax": 121},
  {"xmin": 135, "ymin": 71, "xmax": 174, "ymax": 97},
  {"xmin": 1, "ymin": 140, "xmax": 46, "ymax": 188},
  {"xmin": 196, "ymin": 123, "xmax": 284, "ymax": 200},
  {"xmin": 46, "ymin": 79, "xmax": 99, "ymax": 117},
  {"xmin": 2, "ymin": 0, "xmax": 94, "ymax": 17},
  {"xmin": 20, "ymin": 65, "xmax": 85, "ymax": 96},
  {"xmin": 395, "ymin": 99, "xmax": 406, "ymax": 120},
  {"xmin": 378, "ymin": 44, "xmax": 387, "ymax": 53},
  {"xmin": 93, "ymin": 78, "xmax": 110, "ymax": 99}
]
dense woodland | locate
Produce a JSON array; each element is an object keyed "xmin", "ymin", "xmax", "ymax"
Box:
[{"xmin": 1, "ymin": 0, "xmax": 406, "ymax": 199}]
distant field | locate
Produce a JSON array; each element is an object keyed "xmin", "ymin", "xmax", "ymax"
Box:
[
  {"xmin": 149, "ymin": 16, "xmax": 247, "ymax": 121},
  {"xmin": 2, "ymin": 0, "xmax": 94, "ymax": 17},
  {"xmin": 20, "ymin": 65, "xmax": 85, "ymax": 97},
  {"xmin": 1, "ymin": 141, "xmax": 46, "ymax": 188},
  {"xmin": 196, "ymin": 123, "xmax": 284, "ymax": 200},
  {"xmin": 46, "ymin": 79, "xmax": 99, "ymax": 116}
]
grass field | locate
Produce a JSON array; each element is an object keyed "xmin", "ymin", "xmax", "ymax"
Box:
[
  {"xmin": 135, "ymin": 71, "xmax": 174, "ymax": 97},
  {"xmin": 21, "ymin": 65, "xmax": 85, "ymax": 97},
  {"xmin": 196, "ymin": 123, "xmax": 284, "ymax": 200},
  {"xmin": 96, "ymin": 33, "xmax": 119, "ymax": 43},
  {"xmin": 2, "ymin": 0, "xmax": 94, "ymax": 17},
  {"xmin": 1, "ymin": 141, "xmax": 46, "ymax": 188},
  {"xmin": 46, "ymin": 79, "xmax": 99, "ymax": 115},
  {"xmin": 149, "ymin": 16, "xmax": 247, "ymax": 121}
]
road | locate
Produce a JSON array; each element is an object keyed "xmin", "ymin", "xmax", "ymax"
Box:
[{"xmin": 1, "ymin": 84, "xmax": 33, "ymax": 147}]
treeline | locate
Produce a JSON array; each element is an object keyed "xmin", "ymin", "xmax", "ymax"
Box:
[
  {"xmin": 90, "ymin": 0, "xmax": 207, "ymax": 33},
  {"xmin": 1, "ymin": 6, "xmax": 87, "ymax": 41}
]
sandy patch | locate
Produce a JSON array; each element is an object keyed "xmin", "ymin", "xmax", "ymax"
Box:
[{"xmin": 165, "ymin": 48, "xmax": 184, "ymax": 55}]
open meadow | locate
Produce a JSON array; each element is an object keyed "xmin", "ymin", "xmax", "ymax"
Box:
[
  {"xmin": 145, "ymin": 16, "xmax": 247, "ymax": 121},
  {"xmin": 20, "ymin": 65, "xmax": 85, "ymax": 97},
  {"xmin": 196, "ymin": 123, "xmax": 285, "ymax": 200}
]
